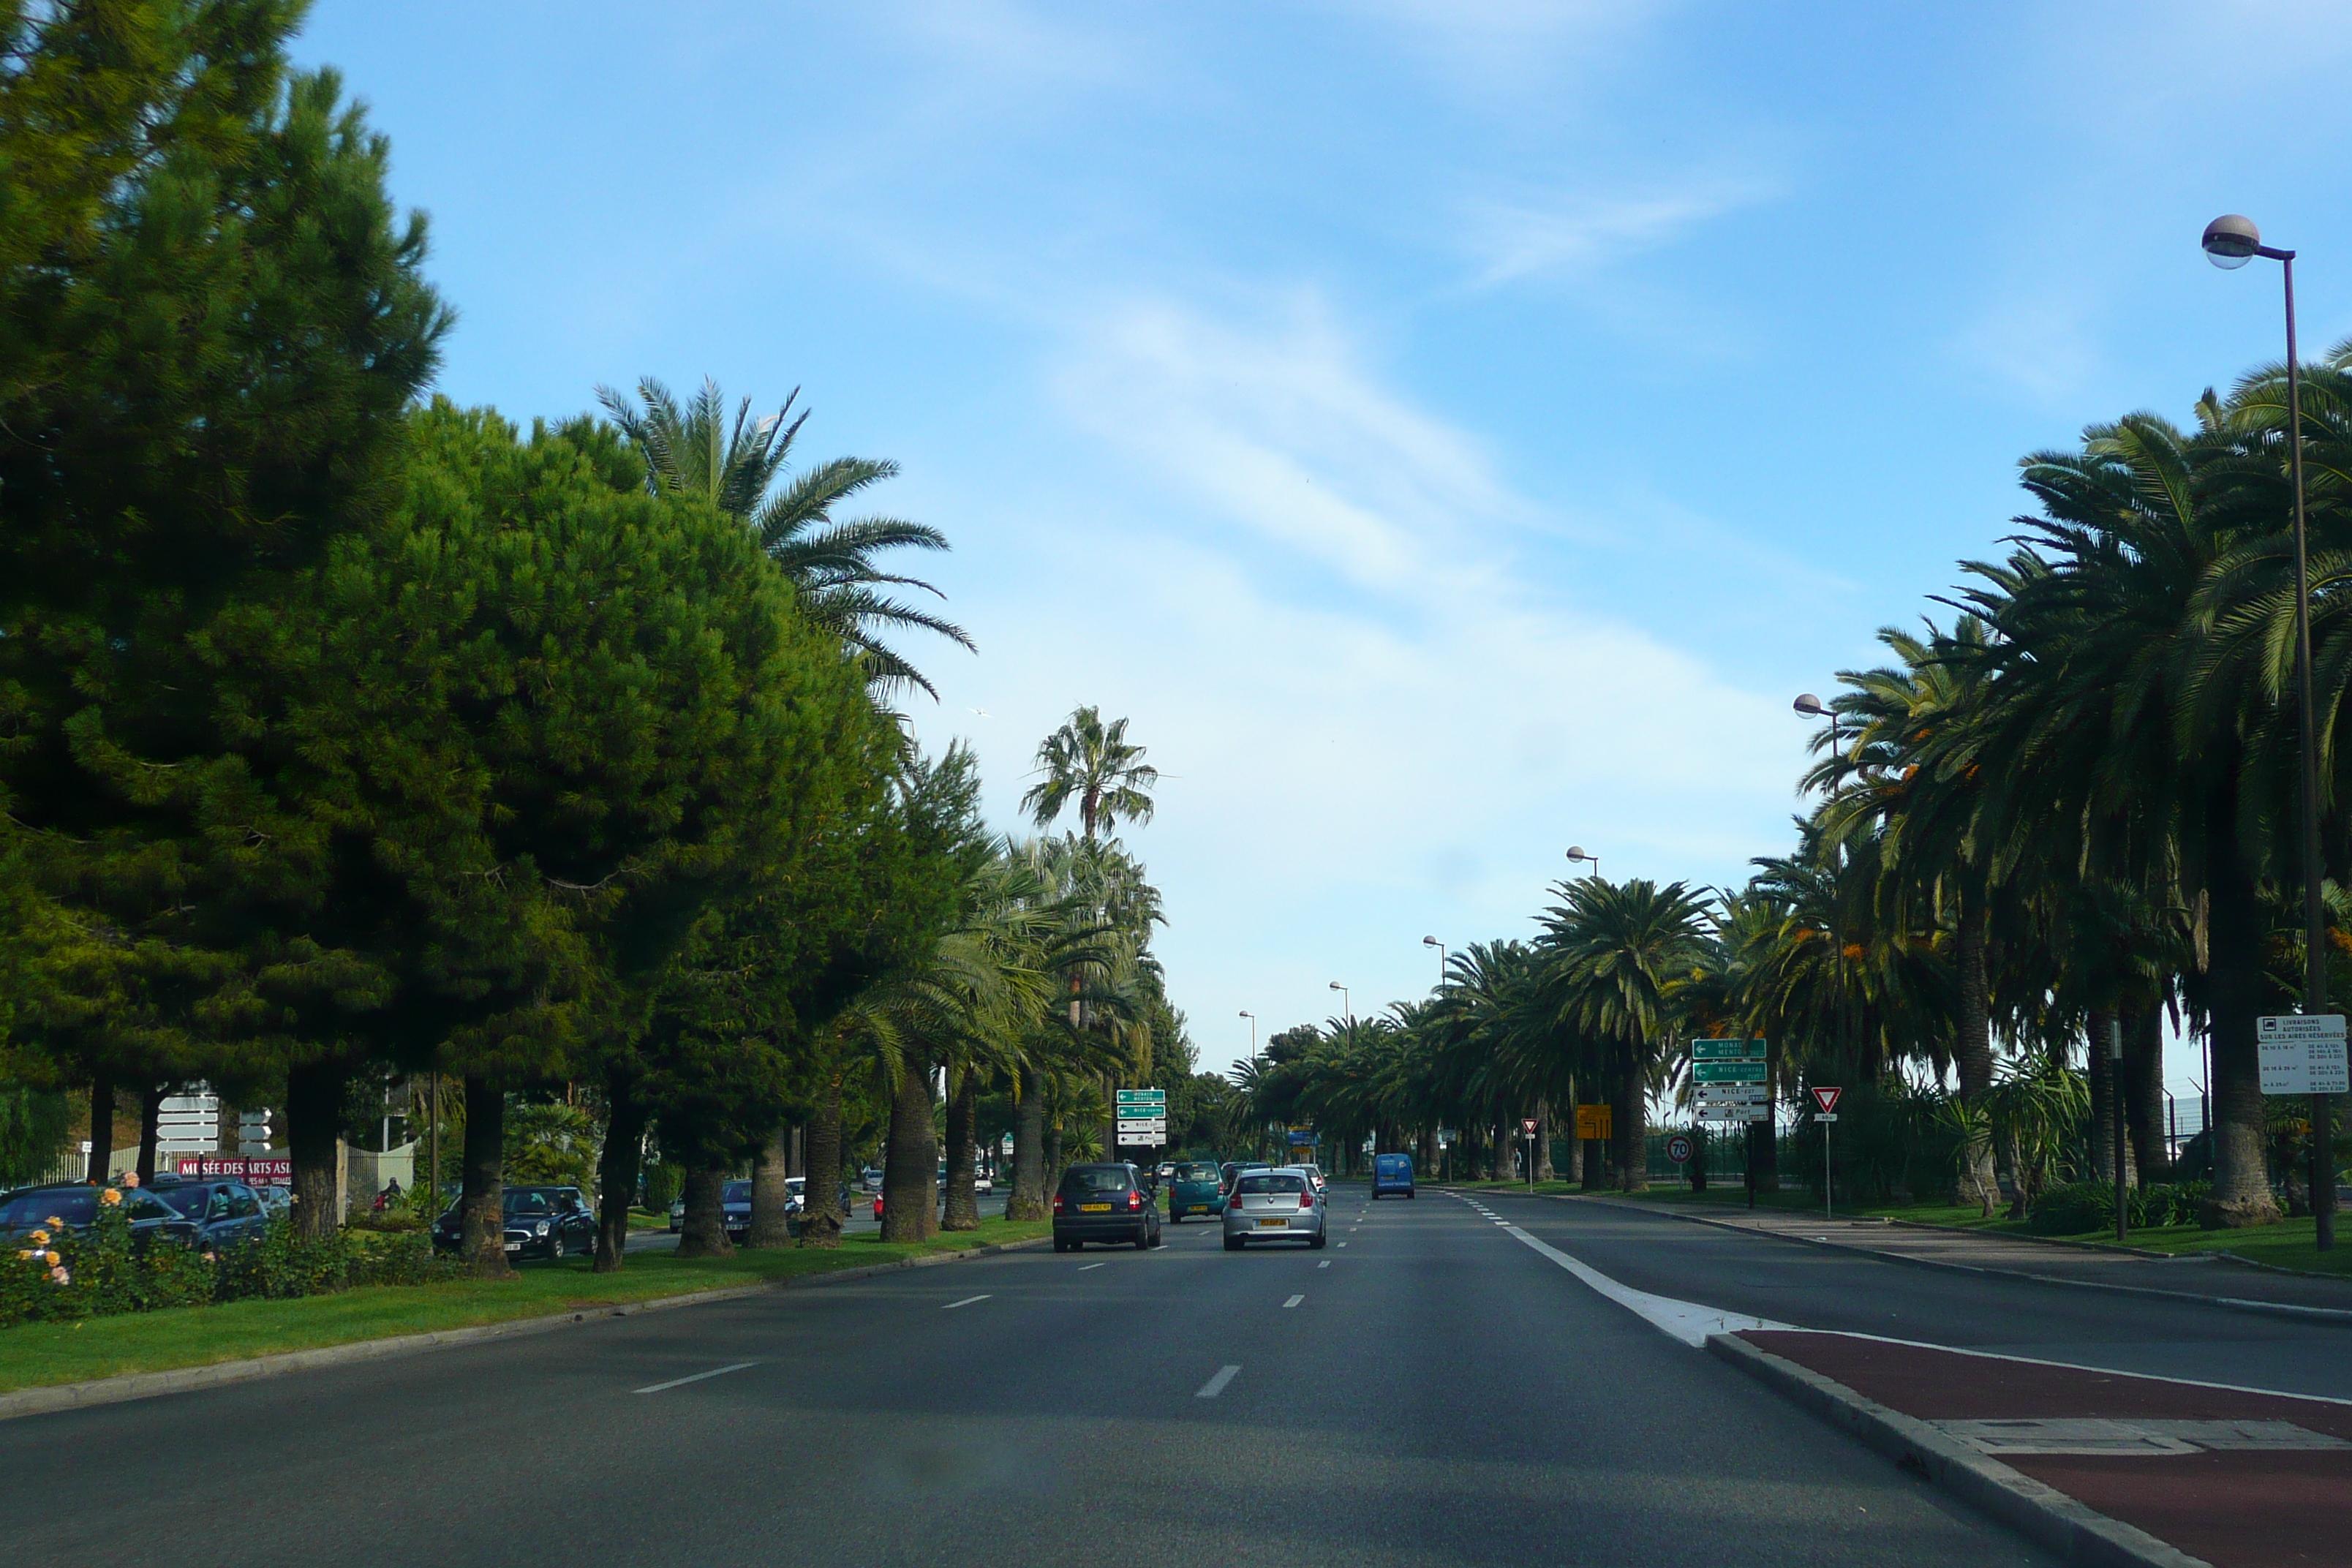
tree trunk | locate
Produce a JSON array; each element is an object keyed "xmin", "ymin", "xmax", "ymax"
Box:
[
  {"xmin": 1611, "ymin": 1065, "xmax": 1647, "ymax": 1192},
  {"xmin": 1099, "ymin": 1070, "xmax": 1118, "ymax": 1175},
  {"xmin": 1689, "ymin": 1123, "xmax": 1708, "ymax": 1191},
  {"xmin": 286, "ymin": 1058, "xmax": 347, "ymax": 1242},
  {"xmin": 2087, "ymin": 1009, "xmax": 2122, "ymax": 1188},
  {"xmin": 136, "ymin": 1081, "xmax": 165, "ymax": 1186},
  {"xmin": 84, "ymin": 1069, "xmax": 116, "ymax": 1184},
  {"xmin": 593, "ymin": 1075, "xmax": 644, "ymax": 1273},
  {"xmin": 798, "ymin": 1077, "xmax": 845, "ymax": 1248},
  {"xmin": 881, "ymin": 1053, "xmax": 938, "ymax": 1243},
  {"xmin": 2123, "ymin": 1003, "xmax": 2169, "ymax": 1185},
  {"xmin": 1534, "ymin": 1101, "xmax": 1556, "ymax": 1183},
  {"xmin": 1418, "ymin": 1126, "xmax": 1438, "ymax": 1176},
  {"xmin": 1490, "ymin": 1118, "xmax": 1511, "ymax": 1181},
  {"xmin": 1954, "ymin": 884, "xmax": 1999, "ymax": 1215},
  {"xmin": 1753, "ymin": 1049, "xmax": 1781, "ymax": 1191},
  {"xmin": 1007, "ymin": 1082, "xmax": 1048, "ymax": 1220},
  {"xmin": 749, "ymin": 1126, "xmax": 794, "ymax": 1247},
  {"xmin": 1559, "ymin": 1109, "xmax": 1583, "ymax": 1185},
  {"xmin": 676, "ymin": 1163, "xmax": 734, "ymax": 1257},
  {"xmin": 2204, "ymin": 826, "xmax": 2282, "ymax": 1226},
  {"xmin": 941, "ymin": 1068, "xmax": 980, "ymax": 1231},
  {"xmin": 459, "ymin": 1075, "xmax": 514, "ymax": 1278}
]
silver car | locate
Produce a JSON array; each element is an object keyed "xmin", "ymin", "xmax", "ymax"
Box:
[{"xmin": 1221, "ymin": 1167, "xmax": 1326, "ymax": 1251}]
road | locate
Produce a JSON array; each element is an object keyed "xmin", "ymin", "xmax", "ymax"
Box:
[
  {"xmin": 1469, "ymin": 1186, "xmax": 2352, "ymax": 1402},
  {"xmin": 6, "ymin": 1183, "xmax": 2055, "ymax": 1567},
  {"xmin": 625, "ymin": 1189, "xmax": 1011, "ymax": 1251}
]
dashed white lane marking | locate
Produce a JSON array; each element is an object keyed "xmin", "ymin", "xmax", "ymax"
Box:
[
  {"xmin": 1501, "ymin": 1226, "xmax": 1790, "ymax": 1346},
  {"xmin": 1317, "ymin": 1260, "xmax": 1331, "ymax": 1269},
  {"xmin": 1078, "ymin": 1262, "xmax": 1107, "ymax": 1271},
  {"xmin": 1336, "ymin": 1242, "xmax": 1348, "ymax": 1248},
  {"xmin": 633, "ymin": 1361, "xmax": 757, "ymax": 1395},
  {"xmin": 1283, "ymin": 1294, "xmax": 1305, "ymax": 1308},
  {"xmin": 942, "ymin": 1294, "xmax": 991, "ymax": 1310},
  {"xmin": 1197, "ymin": 1365, "xmax": 1242, "ymax": 1398}
]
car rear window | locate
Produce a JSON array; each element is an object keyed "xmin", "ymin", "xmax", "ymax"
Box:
[
  {"xmin": 0, "ymin": 1190, "xmax": 96, "ymax": 1228},
  {"xmin": 505, "ymin": 1190, "xmax": 553, "ymax": 1216},
  {"xmin": 1237, "ymin": 1174, "xmax": 1307, "ymax": 1195},
  {"xmin": 723, "ymin": 1181, "xmax": 751, "ymax": 1202},
  {"xmin": 1060, "ymin": 1167, "xmax": 1133, "ymax": 1194},
  {"xmin": 1175, "ymin": 1163, "xmax": 1218, "ymax": 1181}
]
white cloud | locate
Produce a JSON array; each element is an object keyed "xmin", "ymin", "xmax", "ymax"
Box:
[{"xmin": 1460, "ymin": 174, "xmax": 1778, "ymax": 290}]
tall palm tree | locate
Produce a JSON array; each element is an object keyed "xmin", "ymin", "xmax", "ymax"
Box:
[
  {"xmin": 1021, "ymin": 707, "xmax": 1160, "ymax": 840},
  {"xmin": 598, "ymin": 377, "xmax": 975, "ymax": 696},
  {"xmin": 1539, "ymin": 879, "xmax": 1711, "ymax": 1191}
]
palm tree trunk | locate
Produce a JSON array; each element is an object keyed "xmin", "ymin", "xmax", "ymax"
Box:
[
  {"xmin": 1098, "ymin": 1070, "xmax": 1117, "ymax": 1174},
  {"xmin": 1955, "ymin": 883, "xmax": 1999, "ymax": 1215},
  {"xmin": 2204, "ymin": 826, "xmax": 2282, "ymax": 1226},
  {"xmin": 1007, "ymin": 1084, "xmax": 1048, "ymax": 1219},
  {"xmin": 2088, "ymin": 1009, "xmax": 2120, "ymax": 1187},
  {"xmin": 942, "ymin": 1069, "xmax": 980, "ymax": 1231},
  {"xmin": 459, "ymin": 1075, "xmax": 515, "ymax": 1278},
  {"xmin": 2124, "ymin": 1003, "xmax": 2169, "ymax": 1183},
  {"xmin": 593, "ymin": 1075, "xmax": 644, "ymax": 1273},
  {"xmin": 881, "ymin": 1052, "xmax": 938, "ymax": 1243},
  {"xmin": 1490, "ymin": 1117, "xmax": 1511, "ymax": 1180},
  {"xmin": 1534, "ymin": 1101, "xmax": 1556, "ymax": 1182},
  {"xmin": 1753, "ymin": 1049, "xmax": 1780, "ymax": 1192},
  {"xmin": 1610, "ymin": 1066, "xmax": 1647, "ymax": 1192},
  {"xmin": 286, "ymin": 1059, "xmax": 347, "ymax": 1243},
  {"xmin": 748, "ymin": 1126, "xmax": 794, "ymax": 1247},
  {"xmin": 676, "ymin": 1163, "xmax": 734, "ymax": 1257},
  {"xmin": 798, "ymin": 1076, "xmax": 845, "ymax": 1248}
]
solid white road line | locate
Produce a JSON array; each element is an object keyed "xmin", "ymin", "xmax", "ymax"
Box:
[
  {"xmin": 1283, "ymin": 1294, "xmax": 1304, "ymax": 1308},
  {"xmin": 633, "ymin": 1361, "xmax": 757, "ymax": 1395},
  {"xmin": 1078, "ymin": 1262, "xmax": 1107, "ymax": 1271},
  {"xmin": 942, "ymin": 1294, "xmax": 991, "ymax": 1310},
  {"xmin": 1502, "ymin": 1226, "xmax": 1790, "ymax": 1346},
  {"xmin": 1196, "ymin": 1365, "xmax": 1242, "ymax": 1398}
]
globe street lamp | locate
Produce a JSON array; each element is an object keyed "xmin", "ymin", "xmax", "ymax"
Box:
[
  {"xmin": 1422, "ymin": 935, "xmax": 1447, "ymax": 985},
  {"xmin": 1564, "ymin": 846, "xmax": 1600, "ymax": 881},
  {"xmin": 2206, "ymin": 213, "xmax": 2332, "ymax": 1251},
  {"xmin": 1793, "ymin": 693, "xmax": 1844, "ymax": 791}
]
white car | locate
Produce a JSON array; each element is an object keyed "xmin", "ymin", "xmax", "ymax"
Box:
[{"xmin": 973, "ymin": 1173, "xmax": 994, "ymax": 1193}]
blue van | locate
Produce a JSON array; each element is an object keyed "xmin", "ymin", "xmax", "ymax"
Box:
[{"xmin": 1371, "ymin": 1152, "xmax": 1415, "ymax": 1199}]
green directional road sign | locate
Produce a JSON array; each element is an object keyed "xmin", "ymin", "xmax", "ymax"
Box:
[
  {"xmin": 1690, "ymin": 1039, "xmax": 1768, "ymax": 1060},
  {"xmin": 1692, "ymin": 1061, "xmax": 1769, "ymax": 1085}
]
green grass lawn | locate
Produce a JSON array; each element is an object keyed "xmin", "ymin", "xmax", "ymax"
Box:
[
  {"xmin": 0, "ymin": 1216, "xmax": 1051, "ymax": 1395},
  {"xmin": 1599, "ymin": 1183, "xmax": 2352, "ymax": 1278}
]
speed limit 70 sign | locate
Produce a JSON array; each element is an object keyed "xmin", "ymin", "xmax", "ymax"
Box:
[{"xmin": 1665, "ymin": 1134, "xmax": 1694, "ymax": 1164}]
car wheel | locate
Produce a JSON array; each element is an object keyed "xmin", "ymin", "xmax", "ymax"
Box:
[
  {"xmin": 1224, "ymin": 1234, "xmax": 1243, "ymax": 1251},
  {"xmin": 546, "ymin": 1232, "xmax": 563, "ymax": 1262},
  {"xmin": 1310, "ymin": 1230, "xmax": 1327, "ymax": 1250}
]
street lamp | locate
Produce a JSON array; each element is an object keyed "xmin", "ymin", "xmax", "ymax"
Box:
[
  {"xmin": 1564, "ymin": 846, "xmax": 1600, "ymax": 881},
  {"xmin": 1328, "ymin": 981, "xmax": 1351, "ymax": 1028},
  {"xmin": 1793, "ymin": 693, "xmax": 1845, "ymax": 790},
  {"xmin": 1422, "ymin": 935, "xmax": 1447, "ymax": 986},
  {"xmin": 2205, "ymin": 212, "xmax": 2332, "ymax": 1251}
]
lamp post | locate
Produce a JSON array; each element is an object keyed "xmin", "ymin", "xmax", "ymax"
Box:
[
  {"xmin": 1564, "ymin": 846, "xmax": 1600, "ymax": 881},
  {"xmin": 2205, "ymin": 214, "xmax": 2333, "ymax": 1252},
  {"xmin": 1793, "ymin": 693, "xmax": 1846, "ymax": 791},
  {"xmin": 1328, "ymin": 981, "xmax": 1351, "ymax": 1028},
  {"xmin": 1238, "ymin": 1010, "xmax": 1256, "ymax": 1056},
  {"xmin": 1422, "ymin": 935, "xmax": 1447, "ymax": 986}
]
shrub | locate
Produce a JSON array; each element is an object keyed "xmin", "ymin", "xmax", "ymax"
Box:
[
  {"xmin": 2027, "ymin": 1178, "xmax": 2212, "ymax": 1234},
  {"xmin": 642, "ymin": 1162, "xmax": 684, "ymax": 1213}
]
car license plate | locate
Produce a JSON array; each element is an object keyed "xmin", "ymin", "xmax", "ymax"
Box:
[
  {"xmin": 1080, "ymin": 1202, "xmax": 1112, "ymax": 1213},
  {"xmin": 502, "ymin": 1242, "xmax": 521, "ymax": 1251},
  {"xmin": 1188, "ymin": 1205, "xmax": 1207, "ymax": 1213},
  {"xmin": 1257, "ymin": 1217, "xmax": 1288, "ymax": 1228}
]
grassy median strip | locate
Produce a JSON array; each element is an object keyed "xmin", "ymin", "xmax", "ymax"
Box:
[{"xmin": 0, "ymin": 1217, "xmax": 1051, "ymax": 1395}]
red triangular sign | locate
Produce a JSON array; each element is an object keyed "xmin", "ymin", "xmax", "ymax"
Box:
[{"xmin": 1811, "ymin": 1086, "xmax": 1842, "ymax": 1114}]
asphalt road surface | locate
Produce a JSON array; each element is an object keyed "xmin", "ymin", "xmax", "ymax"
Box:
[
  {"xmin": 4, "ymin": 1185, "xmax": 2061, "ymax": 1567},
  {"xmin": 1470, "ymin": 1188, "xmax": 2352, "ymax": 1402},
  {"xmin": 626, "ymin": 1191, "xmax": 1011, "ymax": 1251}
]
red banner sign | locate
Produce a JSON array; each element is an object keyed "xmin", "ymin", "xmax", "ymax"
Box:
[
  {"xmin": 173, "ymin": 1156, "xmax": 291, "ymax": 1185},
  {"xmin": 1810, "ymin": 1087, "xmax": 1842, "ymax": 1115}
]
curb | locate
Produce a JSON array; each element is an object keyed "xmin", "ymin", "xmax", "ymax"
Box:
[
  {"xmin": 0, "ymin": 1233, "xmax": 1051, "ymax": 1425},
  {"xmin": 1565, "ymin": 1194, "xmax": 2352, "ymax": 1325},
  {"xmin": 1707, "ymin": 1333, "xmax": 2212, "ymax": 1568}
]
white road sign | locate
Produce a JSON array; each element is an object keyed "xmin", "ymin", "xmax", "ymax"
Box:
[
  {"xmin": 1697, "ymin": 1107, "xmax": 1770, "ymax": 1123},
  {"xmin": 1695, "ymin": 1086, "xmax": 1772, "ymax": 1104},
  {"xmin": 2258, "ymin": 1014, "xmax": 2349, "ymax": 1095},
  {"xmin": 1115, "ymin": 1128, "xmax": 1162, "ymax": 1146},
  {"xmin": 1115, "ymin": 1117, "xmax": 1167, "ymax": 1137}
]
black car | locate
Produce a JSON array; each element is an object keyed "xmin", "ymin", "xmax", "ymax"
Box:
[
  {"xmin": 1050, "ymin": 1163, "xmax": 1160, "ymax": 1252},
  {"xmin": 430, "ymin": 1184, "xmax": 597, "ymax": 1261},
  {"xmin": 0, "ymin": 1182, "xmax": 200, "ymax": 1254},
  {"xmin": 148, "ymin": 1178, "xmax": 269, "ymax": 1251},
  {"xmin": 720, "ymin": 1179, "xmax": 752, "ymax": 1245}
]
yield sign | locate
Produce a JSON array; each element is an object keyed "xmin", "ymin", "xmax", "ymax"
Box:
[
  {"xmin": 1521, "ymin": 1118, "xmax": 1539, "ymax": 1136},
  {"xmin": 1811, "ymin": 1086, "xmax": 1842, "ymax": 1115}
]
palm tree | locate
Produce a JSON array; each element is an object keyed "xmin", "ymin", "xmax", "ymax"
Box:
[
  {"xmin": 598, "ymin": 377, "xmax": 975, "ymax": 696},
  {"xmin": 1539, "ymin": 879, "xmax": 1711, "ymax": 1191},
  {"xmin": 1021, "ymin": 707, "xmax": 1159, "ymax": 840}
]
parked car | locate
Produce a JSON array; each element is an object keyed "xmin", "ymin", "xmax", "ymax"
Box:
[
  {"xmin": 1222, "ymin": 1167, "xmax": 1325, "ymax": 1251},
  {"xmin": 1371, "ymin": 1151, "xmax": 1416, "ymax": 1199},
  {"xmin": 668, "ymin": 1193, "xmax": 685, "ymax": 1233},
  {"xmin": 1051, "ymin": 1163, "xmax": 1160, "ymax": 1251},
  {"xmin": 860, "ymin": 1166, "xmax": 885, "ymax": 1193},
  {"xmin": 149, "ymin": 1178, "xmax": 271, "ymax": 1250},
  {"xmin": 1295, "ymin": 1162, "xmax": 1327, "ymax": 1196},
  {"xmin": 972, "ymin": 1172, "xmax": 993, "ymax": 1194},
  {"xmin": 252, "ymin": 1184, "xmax": 292, "ymax": 1219},
  {"xmin": 720, "ymin": 1179, "xmax": 753, "ymax": 1244},
  {"xmin": 430, "ymin": 1184, "xmax": 595, "ymax": 1261},
  {"xmin": 1166, "ymin": 1160, "xmax": 1225, "ymax": 1223},
  {"xmin": 0, "ymin": 1182, "xmax": 200, "ymax": 1253},
  {"xmin": 1156, "ymin": 1162, "xmax": 1176, "ymax": 1180}
]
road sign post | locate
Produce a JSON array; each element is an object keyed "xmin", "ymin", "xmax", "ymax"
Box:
[
  {"xmin": 1692, "ymin": 1040, "xmax": 1771, "ymax": 1210},
  {"xmin": 1520, "ymin": 1117, "xmax": 1539, "ymax": 1191},
  {"xmin": 1812, "ymin": 1087, "xmax": 1843, "ymax": 1217}
]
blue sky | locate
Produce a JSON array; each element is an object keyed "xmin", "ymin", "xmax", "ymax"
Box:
[{"xmin": 296, "ymin": 1, "xmax": 2352, "ymax": 1097}]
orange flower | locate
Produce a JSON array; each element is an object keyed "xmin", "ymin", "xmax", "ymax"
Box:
[
  {"xmin": 26, "ymin": 1229, "xmax": 48, "ymax": 1246},
  {"xmin": 121, "ymin": 1171, "xmax": 140, "ymax": 1188},
  {"xmin": 99, "ymin": 1188, "xmax": 121, "ymax": 1206}
]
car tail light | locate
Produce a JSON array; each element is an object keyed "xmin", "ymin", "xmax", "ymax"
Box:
[
  {"xmin": 1299, "ymin": 1192, "xmax": 1314, "ymax": 1210},
  {"xmin": 1126, "ymin": 1191, "xmax": 1142, "ymax": 1212},
  {"xmin": 1052, "ymin": 1194, "xmax": 1065, "ymax": 1215}
]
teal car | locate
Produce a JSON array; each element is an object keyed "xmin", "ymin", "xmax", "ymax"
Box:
[{"xmin": 1166, "ymin": 1160, "xmax": 1225, "ymax": 1223}]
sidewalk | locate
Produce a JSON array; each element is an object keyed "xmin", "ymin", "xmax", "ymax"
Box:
[
  {"xmin": 1727, "ymin": 1329, "xmax": 2351, "ymax": 1568},
  {"xmin": 1581, "ymin": 1196, "xmax": 2352, "ymax": 1318}
]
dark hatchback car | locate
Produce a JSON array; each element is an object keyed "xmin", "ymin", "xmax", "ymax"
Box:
[
  {"xmin": 149, "ymin": 1178, "xmax": 271, "ymax": 1249},
  {"xmin": 1051, "ymin": 1163, "xmax": 1160, "ymax": 1252},
  {"xmin": 431, "ymin": 1185, "xmax": 596, "ymax": 1262},
  {"xmin": 1167, "ymin": 1161, "xmax": 1225, "ymax": 1223},
  {"xmin": 0, "ymin": 1183, "xmax": 199, "ymax": 1253}
]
